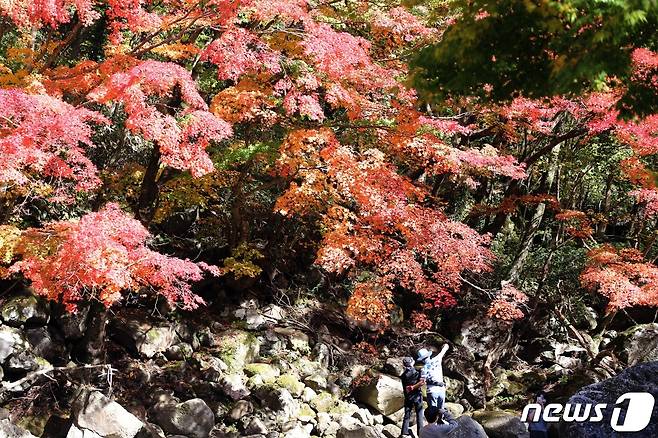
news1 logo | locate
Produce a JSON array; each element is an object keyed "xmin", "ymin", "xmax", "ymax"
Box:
[{"xmin": 521, "ymin": 392, "xmax": 655, "ymax": 432}]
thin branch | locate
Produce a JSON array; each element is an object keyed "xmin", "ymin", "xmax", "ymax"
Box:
[
  {"xmin": 39, "ymin": 20, "xmax": 83, "ymax": 72},
  {"xmin": 459, "ymin": 274, "xmax": 496, "ymax": 297},
  {"xmin": 522, "ymin": 128, "xmax": 587, "ymax": 167},
  {"xmin": 2, "ymin": 364, "xmax": 115, "ymax": 391}
]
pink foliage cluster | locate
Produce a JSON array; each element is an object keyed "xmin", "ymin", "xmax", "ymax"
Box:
[
  {"xmin": 500, "ymin": 97, "xmax": 567, "ymax": 136},
  {"xmin": 0, "ymin": 0, "xmax": 99, "ymax": 27},
  {"xmin": 371, "ymin": 7, "xmax": 435, "ymax": 43},
  {"xmin": 456, "ymin": 148, "xmax": 527, "ymax": 180},
  {"xmin": 631, "ymin": 48, "xmax": 658, "ymax": 88},
  {"xmin": 90, "ymin": 60, "xmax": 205, "ymax": 109},
  {"xmin": 89, "ymin": 60, "xmax": 232, "ymax": 176},
  {"xmin": 276, "ymin": 72, "xmax": 329, "ymax": 121},
  {"xmin": 0, "ymin": 0, "xmax": 162, "ymax": 42},
  {"xmin": 106, "ymin": 0, "xmax": 162, "ymax": 43},
  {"xmin": 176, "ymin": 111, "xmax": 233, "ymax": 176},
  {"xmin": 302, "ymin": 21, "xmax": 398, "ymax": 91},
  {"xmin": 419, "ymin": 116, "xmax": 473, "ymax": 135},
  {"xmin": 583, "ymin": 92, "xmax": 620, "ymax": 134},
  {"xmin": 498, "ymin": 93, "xmax": 625, "ymax": 140},
  {"xmin": 617, "ymin": 114, "xmax": 658, "ymax": 156},
  {"xmin": 283, "ymin": 91, "xmax": 325, "ymax": 121},
  {"xmin": 487, "ymin": 283, "xmax": 528, "ymax": 322},
  {"xmin": 392, "ymin": 134, "xmax": 526, "ymax": 181},
  {"xmin": 496, "ymin": 94, "xmax": 658, "ymax": 219},
  {"xmin": 631, "ymin": 188, "xmax": 658, "ymax": 217},
  {"xmin": 308, "ymin": 132, "xmax": 494, "ymax": 311},
  {"xmin": 582, "ymin": 91, "xmax": 658, "ymax": 157},
  {"xmin": 0, "ymin": 89, "xmax": 107, "ymax": 193},
  {"xmin": 581, "ymin": 245, "xmax": 658, "ymax": 313},
  {"xmin": 197, "ymin": 4, "xmax": 409, "ymax": 125},
  {"xmin": 302, "ymin": 22, "xmax": 372, "ymax": 81},
  {"xmin": 248, "ymin": 0, "xmax": 308, "ymax": 23},
  {"xmin": 11, "ymin": 203, "xmax": 218, "ymax": 311},
  {"xmin": 201, "ymin": 0, "xmax": 245, "ymax": 25},
  {"xmin": 201, "ymin": 26, "xmax": 281, "ymax": 81},
  {"xmin": 325, "ymin": 83, "xmax": 361, "ymax": 117}
]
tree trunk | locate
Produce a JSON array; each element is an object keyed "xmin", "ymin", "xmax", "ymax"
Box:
[
  {"xmin": 73, "ymin": 301, "xmax": 108, "ymax": 364},
  {"xmin": 482, "ymin": 180, "xmax": 520, "ymax": 236},
  {"xmin": 229, "ymin": 174, "xmax": 249, "ymax": 247},
  {"xmin": 507, "ymin": 144, "xmax": 561, "ymax": 282},
  {"xmin": 596, "ymin": 173, "xmax": 615, "ymax": 238},
  {"xmin": 137, "ymin": 146, "xmax": 162, "ymax": 225},
  {"xmin": 135, "ymin": 85, "xmax": 183, "ymax": 225}
]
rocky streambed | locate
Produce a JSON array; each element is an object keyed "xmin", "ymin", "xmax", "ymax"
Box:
[{"xmin": 0, "ymin": 291, "xmax": 657, "ymax": 438}]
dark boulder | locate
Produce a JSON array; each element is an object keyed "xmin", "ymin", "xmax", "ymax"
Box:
[
  {"xmin": 559, "ymin": 361, "xmax": 658, "ymax": 438},
  {"xmin": 448, "ymin": 415, "xmax": 489, "ymax": 438},
  {"xmin": 472, "ymin": 410, "xmax": 528, "ymax": 438}
]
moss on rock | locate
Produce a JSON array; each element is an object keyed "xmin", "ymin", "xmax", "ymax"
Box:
[
  {"xmin": 310, "ymin": 392, "xmax": 337, "ymax": 413},
  {"xmin": 244, "ymin": 363, "xmax": 280, "ymax": 383},
  {"xmin": 215, "ymin": 329, "xmax": 260, "ymax": 373},
  {"xmin": 276, "ymin": 374, "xmax": 305, "ymax": 397}
]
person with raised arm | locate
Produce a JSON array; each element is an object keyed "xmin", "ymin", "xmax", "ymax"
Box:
[{"xmin": 417, "ymin": 344, "xmax": 449, "ymax": 408}]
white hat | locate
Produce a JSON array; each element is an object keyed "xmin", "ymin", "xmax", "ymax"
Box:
[{"xmin": 417, "ymin": 348, "xmax": 432, "ymax": 362}]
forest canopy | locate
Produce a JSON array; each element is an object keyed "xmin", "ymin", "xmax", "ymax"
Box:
[
  {"xmin": 0, "ymin": 0, "xmax": 656, "ymax": 337},
  {"xmin": 412, "ymin": 0, "xmax": 658, "ymax": 116}
]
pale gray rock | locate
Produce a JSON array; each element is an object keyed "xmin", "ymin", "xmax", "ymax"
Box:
[
  {"xmin": 622, "ymin": 324, "xmax": 658, "ymax": 365},
  {"xmin": 70, "ymin": 390, "xmax": 144, "ymax": 438},
  {"xmin": 151, "ymin": 398, "xmax": 214, "ymax": 438},
  {"xmin": 0, "ymin": 419, "xmax": 39, "ymax": 438},
  {"xmin": 353, "ymin": 373, "xmax": 404, "ymax": 415},
  {"xmin": 0, "ymin": 295, "xmax": 49, "ymax": 327}
]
